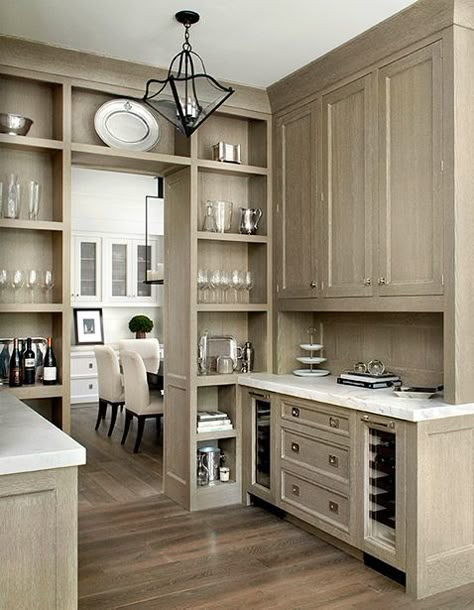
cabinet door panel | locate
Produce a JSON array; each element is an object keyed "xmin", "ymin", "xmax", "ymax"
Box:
[
  {"xmin": 277, "ymin": 104, "xmax": 317, "ymax": 298},
  {"xmin": 73, "ymin": 236, "xmax": 101, "ymax": 302},
  {"xmin": 322, "ymin": 75, "xmax": 374, "ymax": 297},
  {"xmin": 378, "ymin": 43, "xmax": 443, "ymax": 296}
]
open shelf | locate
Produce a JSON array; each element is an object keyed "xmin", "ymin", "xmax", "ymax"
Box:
[
  {"xmin": 197, "ymin": 112, "xmax": 268, "ymax": 168},
  {"xmin": 197, "ymin": 159, "xmax": 268, "ymax": 177},
  {"xmin": 197, "ymin": 231, "xmax": 268, "ymax": 244},
  {"xmin": 0, "ymin": 304, "xmax": 63, "ymax": 313},
  {"xmin": 71, "ymin": 86, "xmax": 191, "ymax": 158},
  {"xmin": 196, "ymin": 374, "xmax": 239, "ymax": 387},
  {"xmin": 71, "ymin": 142, "xmax": 191, "ymax": 175},
  {"xmin": 7, "ymin": 384, "xmax": 64, "ymax": 400},
  {"xmin": 0, "ymin": 134, "xmax": 64, "ymax": 152},
  {"xmin": 0, "ymin": 219, "xmax": 64, "ymax": 232},
  {"xmin": 196, "ymin": 429, "xmax": 238, "ymax": 441},
  {"xmin": 197, "ymin": 304, "xmax": 268, "ymax": 312}
]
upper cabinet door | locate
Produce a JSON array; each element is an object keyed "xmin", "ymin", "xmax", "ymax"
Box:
[
  {"xmin": 276, "ymin": 103, "xmax": 318, "ymax": 298},
  {"xmin": 73, "ymin": 235, "xmax": 102, "ymax": 302},
  {"xmin": 321, "ymin": 75, "xmax": 374, "ymax": 298},
  {"xmin": 378, "ymin": 42, "xmax": 443, "ymax": 296}
]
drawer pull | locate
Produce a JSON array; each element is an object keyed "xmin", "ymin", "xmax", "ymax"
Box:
[
  {"xmin": 361, "ymin": 415, "xmax": 395, "ymax": 428},
  {"xmin": 329, "ymin": 416, "xmax": 339, "ymax": 429},
  {"xmin": 328, "ymin": 454, "xmax": 339, "ymax": 468},
  {"xmin": 291, "ymin": 442, "xmax": 300, "ymax": 454},
  {"xmin": 89, "ymin": 362, "xmax": 93, "ymax": 369},
  {"xmin": 291, "ymin": 484, "xmax": 300, "ymax": 497},
  {"xmin": 88, "ymin": 384, "xmax": 93, "ymax": 390},
  {"xmin": 291, "ymin": 407, "xmax": 300, "ymax": 418},
  {"xmin": 329, "ymin": 501, "xmax": 339, "ymax": 514}
]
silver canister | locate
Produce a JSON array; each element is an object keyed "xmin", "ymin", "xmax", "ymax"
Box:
[
  {"xmin": 216, "ymin": 355, "xmax": 234, "ymax": 374},
  {"xmin": 212, "ymin": 142, "xmax": 242, "ymax": 164},
  {"xmin": 241, "ymin": 341, "xmax": 255, "ymax": 373},
  {"xmin": 198, "ymin": 446, "xmax": 221, "ymax": 482}
]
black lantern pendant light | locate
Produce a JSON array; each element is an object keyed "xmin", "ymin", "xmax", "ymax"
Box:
[{"xmin": 143, "ymin": 10, "xmax": 234, "ymax": 137}]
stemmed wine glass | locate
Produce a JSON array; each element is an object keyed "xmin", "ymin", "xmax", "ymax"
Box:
[
  {"xmin": 209, "ymin": 270, "xmax": 222, "ymax": 303},
  {"xmin": 26, "ymin": 269, "xmax": 39, "ymax": 303},
  {"xmin": 197, "ymin": 268, "xmax": 210, "ymax": 303},
  {"xmin": 42, "ymin": 270, "xmax": 55, "ymax": 303},
  {"xmin": 11, "ymin": 269, "xmax": 25, "ymax": 303},
  {"xmin": 243, "ymin": 271, "xmax": 254, "ymax": 303},
  {"xmin": 230, "ymin": 270, "xmax": 243, "ymax": 303},
  {"xmin": 0, "ymin": 269, "xmax": 9, "ymax": 303},
  {"xmin": 220, "ymin": 270, "xmax": 231, "ymax": 304}
]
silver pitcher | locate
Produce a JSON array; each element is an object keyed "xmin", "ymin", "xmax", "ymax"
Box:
[{"xmin": 239, "ymin": 208, "xmax": 263, "ymax": 235}]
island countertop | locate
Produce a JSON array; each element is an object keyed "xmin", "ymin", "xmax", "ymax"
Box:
[
  {"xmin": 238, "ymin": 373, "xmax": 474, "ymax": 422},
  {"xmin": 0, "ymin": 389, "xmax": 86, "ymax": 476}
]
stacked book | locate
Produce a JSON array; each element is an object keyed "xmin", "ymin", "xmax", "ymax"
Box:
[
  {"xmin": 337, "ymin": 372, "xmax": 402, "ymax": 389},
  {"xmin": 197, "ymin": 410, "xmax": 233, "ymax": 433}
]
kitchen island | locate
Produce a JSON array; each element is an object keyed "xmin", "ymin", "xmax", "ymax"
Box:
[
  {"xmin": 239, "ymin": 373, "xmax": 474, "ymax": 600},
  {"xmin": 0, "ymin": 389, "xmax": 86, "ymax": 610}
]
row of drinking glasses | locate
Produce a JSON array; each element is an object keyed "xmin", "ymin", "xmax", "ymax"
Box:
[
  {"xmin": 197, "ymin": 269, "xmax": 254, "ymax": 304},
  {"xmin": 0, "ymin": 270, "xmax": 55, "ymax": 303},
  {"xmin": 0, "ymin": 175, "xmax": 41, "ymax": 220}
]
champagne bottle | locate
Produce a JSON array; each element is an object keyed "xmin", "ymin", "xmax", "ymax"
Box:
[
  {"xmin": 23, "ymin": 338, "xmax": 36, "ymax": 385},
  {"xmin": 9, "ymin": 338, "xmax": 22, "ymax": 387},
  {"xmin": 43, "ymin": 336, "xmax": 57, "ymax": 385}
]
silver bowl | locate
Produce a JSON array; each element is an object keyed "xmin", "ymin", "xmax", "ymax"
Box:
[{"xmin": 0, "ymin": 113, "xmax": 34, "ymax": 136}]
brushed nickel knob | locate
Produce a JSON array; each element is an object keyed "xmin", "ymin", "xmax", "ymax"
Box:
[
  {"xmin": 363, "ymin": 278, "xmax": 371, "ymax": 286},
  {"xmin": 378, "ymin": 277, "xmax": 386, "ymax": 285},
  {"xmin": 310, "ymin": 281, "xmax": 317, "ymax": 288}
]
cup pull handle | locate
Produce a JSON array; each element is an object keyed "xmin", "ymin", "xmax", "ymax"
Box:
[{"xmin": 329, "ymin": 417, "xmax": 339, "ymax": 429}]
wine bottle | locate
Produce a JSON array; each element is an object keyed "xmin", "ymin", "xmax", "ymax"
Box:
[
  {"xmin": 9, "ymin": 338, "xmax": 22, "ymax": 387},
  {"xmin": 43, "ymin": 337, "xmax": 57, "ymax": 385},
  {"xmin": 23, "ymin": 338, "xmax": 36, "ymax": 385}
]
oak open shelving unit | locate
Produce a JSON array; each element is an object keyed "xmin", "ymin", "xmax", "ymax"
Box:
[{"xmin": 1, "ymin": 50, "xmax": 271, "ymax": 511}]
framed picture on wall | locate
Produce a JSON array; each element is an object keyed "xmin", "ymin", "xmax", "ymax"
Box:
[{"xmin": 74, "ymin": 308, "xmax": 104, "ymax": 345}]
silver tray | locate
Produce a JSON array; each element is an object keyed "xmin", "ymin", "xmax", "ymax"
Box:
[
  {"xmin": 203, "ymin": 335, "xmax": 239, "ymax": 373},
  {"xmin": 94, "ymin": 99, "xmax": 160, "ymax": 152}
]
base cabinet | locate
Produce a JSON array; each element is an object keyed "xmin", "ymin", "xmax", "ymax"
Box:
[
  {"xmin": 0, "ymin": 467, "xmax": 78, "ymax": 609},
  {"xmin": 242, "ymin": 388, "xmax": 474, "ymax": 599}
]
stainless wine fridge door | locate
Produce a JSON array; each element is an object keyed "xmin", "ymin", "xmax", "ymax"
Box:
[
  {"xmin": 255, "ymin": 396, "xmax": 271, "ymax": 489},
  {"xmin": 358, "ymin": 413, "xmax": 406, "ymax": 570}
]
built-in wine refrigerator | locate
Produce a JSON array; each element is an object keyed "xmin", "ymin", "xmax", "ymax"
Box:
[{"xmin": 359, "ymin": 413, "xmax": 406, "ymax": 571}]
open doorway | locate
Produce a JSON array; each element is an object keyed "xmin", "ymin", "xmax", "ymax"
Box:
[{"xmin": 70, "ymin": 167, "xmax": 164, "ymax": 507}]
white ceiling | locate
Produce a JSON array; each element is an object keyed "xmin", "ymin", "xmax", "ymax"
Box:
[{"xmin": 0, "ymin": 0, "xmax": 416, "ymax": 88}]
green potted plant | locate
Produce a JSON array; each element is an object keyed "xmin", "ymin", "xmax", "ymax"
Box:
[{"xmin": 129, "ymin": 314, "xmax": 154, "ymax": 339}]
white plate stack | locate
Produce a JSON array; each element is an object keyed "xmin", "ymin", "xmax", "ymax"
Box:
[{"xmin": 293, "ymin": 343, "xmax": 330, "ymax": 377}]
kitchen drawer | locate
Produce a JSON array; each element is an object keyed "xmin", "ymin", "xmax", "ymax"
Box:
[
  {"xmin": 71, "ymin": 377, "xmax": 99, "ymax": 404},
  {"xmin": 281, "ymin": 469, "xmax": 349, "ymax": 531},
  {"xmin": 281, "ymin": 428, "xmax": 350, "ymax": 485},
  {"xmin": 281, "ymin": 397, "xmax": 351, "ymax": 438},
  {"xmin": 71, "ymin": 355, "xmax": 97, "ymax": 377}
]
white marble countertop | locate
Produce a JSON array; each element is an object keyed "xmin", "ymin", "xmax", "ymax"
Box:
[
  {"xmin": 0, "ymin": 389, "xmax": 86, "ymax": 476},
  {"xmin": 238, "ymin": 373, "xmax": 474, "ymax": 422}
]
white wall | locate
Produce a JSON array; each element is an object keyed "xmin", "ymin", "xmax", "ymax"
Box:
[{"xmin": 71, "ymin": 168, "xmax": 164, "ymax": 345}]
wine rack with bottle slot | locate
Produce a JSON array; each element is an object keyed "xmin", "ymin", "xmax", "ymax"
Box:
[{"xmin": 368, "ymin": 427, "xmax": 396, "ymax": 546}]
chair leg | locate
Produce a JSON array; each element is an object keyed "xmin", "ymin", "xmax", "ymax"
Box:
[
  {"xmin": 95, "ymin": 399, "xmax": 107, "ymax": 431},
  {"xmin": 121, "ymin": 411, "xmax": 133, "ymax": 445},
  {"xmin": 108, "ymin": 404, "xmax": 119, "ymax": 437},
  {"xmin": 133, "ymin": 417, "xmax": 146, "ymax": 453}
]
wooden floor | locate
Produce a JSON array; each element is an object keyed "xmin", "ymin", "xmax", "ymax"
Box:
[{"xmin": 73, "ymin": 406, "xmax": 474, "ymax": 609}]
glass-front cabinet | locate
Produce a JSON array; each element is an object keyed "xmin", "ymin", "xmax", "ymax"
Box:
[
  {"xmin": 357, "ymin": 412, "xmax": 406, "ymax": 571},
  {"xmin": 72, "ymin": 235, "xmax": 102, "ymax": 302}
]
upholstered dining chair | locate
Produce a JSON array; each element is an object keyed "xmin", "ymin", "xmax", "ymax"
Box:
[
  {"xmin": 120, "ymin": 350, "xmax": 164, "ymax": 453},
  {"xmin": 93, "ymin": 345, "xmax": 125, "ymax": 436},
  {"xmin": 118, "ymin": 338, "xmax": 160, "ymax": 373}
]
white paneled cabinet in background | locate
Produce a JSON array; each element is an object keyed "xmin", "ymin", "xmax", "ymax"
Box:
[{"xmin": 72, "ymin": 233, "xmax": 160, "ymax": 306}]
